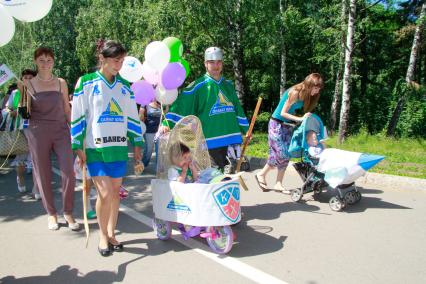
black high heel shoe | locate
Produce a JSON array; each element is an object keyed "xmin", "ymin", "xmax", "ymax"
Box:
[
  {"xmin": 108, "ymin": 242, "xmax": 124, "ymax": 252},
  {"xmin": 98, "ymin": 246, "xmax": 112, "ymax": 257}
]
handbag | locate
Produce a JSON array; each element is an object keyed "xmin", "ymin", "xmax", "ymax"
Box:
[
  {"xmin": 18, "ymin": 106, "xmax": 31, "ymax": 119},
  {"xmin": 0, "ymin": 130, "xmax": 29, "ymax": 156}
]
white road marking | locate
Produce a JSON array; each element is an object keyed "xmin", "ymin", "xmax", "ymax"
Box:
[{"xmin": 120, "ymin": 204, "xmax": 288, "ymax": 284}]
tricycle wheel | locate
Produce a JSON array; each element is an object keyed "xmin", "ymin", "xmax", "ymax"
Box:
[
  {"xmin": 206, "ymin": 226, "xmax": 233, "ymax": 254},
  {"xmin": 152, "ymin": 218, "xmax": 171, "ymax": 240}
]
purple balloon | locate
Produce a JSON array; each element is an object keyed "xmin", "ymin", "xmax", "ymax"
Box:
[
  {"xmin": 161, "ymin": 62, "xmax": 186, "ymax": 90},
  {"xmin": 131, "ymin": 80, "xmax": 155, "ymax": 106}
]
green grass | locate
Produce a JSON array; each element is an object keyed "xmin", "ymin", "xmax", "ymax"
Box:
[{"xmin": 246, "ymin": 131, "xmax": 426, "ymax": 179}]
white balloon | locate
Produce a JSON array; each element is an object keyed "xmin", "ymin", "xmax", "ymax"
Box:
[
  {"xmin": 119, "ymin": 56, "xmax": 143, "ymax": 83},
  {"xmin": 1, "ymin": 0, "xmax": 53, "ymax": 22},
  {"xmin": 0, "ymin": 5, "xmax": 15, "ymax": 47},
  {"xmin": 155, "ymin": 85, "xmax": 178, "ymax": 106},
  {"xmin": 141, "ymin": 61, "xmax": 160, "ymax": 85},
  {"xmin": 144, "ymin": 41, "xmax": 170, "ymax": 72}
]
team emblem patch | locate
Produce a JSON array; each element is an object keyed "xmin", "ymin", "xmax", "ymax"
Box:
[
  {"xmin": 212, "ymin": 182, "xmax": 240, "ymax": 222},
  {"xmin": 209, "ymin": 91, "xmax": 235, "ymax": 116},
  {"xmin": 97, "ymin": 98, "xmax": 124, "ymax": 123}
]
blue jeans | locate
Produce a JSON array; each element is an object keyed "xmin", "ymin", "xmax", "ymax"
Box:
[{"xmin": 142, "ymin": 133, "xmax": 156, "ymax": 167}]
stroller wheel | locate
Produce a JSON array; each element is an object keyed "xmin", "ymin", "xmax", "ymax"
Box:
[
  {"xmin": 291, "ymin": 188, "xmax": 303, "ymax": 202},
  {"xmin": 152, "ymin": 218, "xmax": 172, "ymax": 240},
  {"xmin": 206, "ymin": 226, "xmax": 233, "ymax": 254},
  {"xmin": 313, "ymin": 180, "xmax": 323, "ymax": 195},
  {"xmin": 344, "ymin": 191, "xmax": 358, "ymax": 205},
  {"xmin": 329, "ymin": 196, "xmax": 346, "ymax": 212},
  {"xmin": 355, "ymin": 191, "xmax": 362, "ymax": 203}
]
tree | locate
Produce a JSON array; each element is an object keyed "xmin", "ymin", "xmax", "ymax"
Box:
[
  {"xmin": 338, "ymin": 0, "xmax": 356, "ymax": 143},
  {"xmin": 329, "ymin": 0, "xmax": 347, "ymax": 132},
  {"xmin": 279, "ymin": 0, "xmax": 287, "ymax": 95},
  {"xmin": 387, "ymin": 2, "xmax": 426, "ymax": 136}
]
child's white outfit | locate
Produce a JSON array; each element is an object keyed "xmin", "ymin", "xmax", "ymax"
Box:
[{"xmin": 308, "ymin": 145, "xmax": 323, "ymax": 158}]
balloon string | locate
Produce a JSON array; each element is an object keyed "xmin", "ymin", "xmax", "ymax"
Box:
[
  {"xmin": 18, "ymin": 23, "xmax": 26, "ymax": 75},
  {"xmin": 161, "ymin": 103, "xmax": 170, "ymax": 129}
]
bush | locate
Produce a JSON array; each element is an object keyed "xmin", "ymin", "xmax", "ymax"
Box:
[
  {"xmin": 396, "ymin": 86, "xmax": 426, "ymax": 138},
  {"xmin": 388, "ymin": 80, "xmax": 426, "ymax": 138},
  {"xmin": 254, "ymin": 112, "xmax": 271, "ymax": 132}
]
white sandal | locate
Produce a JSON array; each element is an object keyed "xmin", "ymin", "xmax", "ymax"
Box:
[
  {"xmin": 64, "ymin": 215, "xmax": 80, "ymax": 231},
  {"xmin": 48, "ymin": 216, "xmax": 59, "ymax": 230}
]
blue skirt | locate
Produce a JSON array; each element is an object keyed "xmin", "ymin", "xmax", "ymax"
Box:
[{"xmin": 87, "ymin": 161, "xmax": 127, "ymax": 178}]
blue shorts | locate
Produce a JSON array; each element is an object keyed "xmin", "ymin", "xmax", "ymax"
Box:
[{"xmin": 87, "ymin": 161, "xmax": 127, "ymax": 178}]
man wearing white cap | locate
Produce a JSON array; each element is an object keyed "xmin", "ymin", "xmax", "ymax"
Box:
[{"xmin": 164, "ymin": 47, "xmax": 249, "ymax": 170}]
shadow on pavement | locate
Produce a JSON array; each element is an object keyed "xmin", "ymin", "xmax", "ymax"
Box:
[
  {"xmin": 0, "ymin": 257, "xmax": 144, "ymax": 284},
  {"xmin": 227, "ymin": 202, "xmax": 320, "ymax": 257},
  {"xmin": 243, "ymin": 202, "xmax": 321, "ymax": 221},
  {"xmin": 122, "ymin": 237, "xmax": 188, "ymax": 256},
  {"xmin": 230, "ymin": 222, "xmax": 287, "ymax": 257},
  {"xmin": 299, "ymin": 186, "xmax": 412, "ymax": 213}
]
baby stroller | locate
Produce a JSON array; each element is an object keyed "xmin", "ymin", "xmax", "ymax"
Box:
[
  {"xmin": 152, "ymin": 116, "xmax": 240, "ymax": 254},
  {"xmin": 288, "ymin": 114, "xmax": 384, "ymax": 211}
]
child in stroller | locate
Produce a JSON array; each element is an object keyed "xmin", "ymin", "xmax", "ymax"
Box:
[{"xmin": 288, "ymin": 114, "xmax": 363, "ymax": 211}]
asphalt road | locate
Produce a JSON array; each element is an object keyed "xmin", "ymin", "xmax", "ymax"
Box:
[{"xmin": 0, "ymin": 158, "xmax": 425, "ymax": 284}]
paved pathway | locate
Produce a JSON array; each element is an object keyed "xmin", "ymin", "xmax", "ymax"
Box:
[{"xmin": 1, "ymin": 159, "xmax": 425, "ymax": 284}]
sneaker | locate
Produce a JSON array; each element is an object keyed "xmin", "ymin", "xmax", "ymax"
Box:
[
  {"xmin": 87, "ymin": 210, "xmax": 97, "ymax": 219},
  {"xmin": 17, "ymin": 185, "xmax": 26, "ymax": 193},
  {"xmin": 119, "ymin": 186, "xmax": 129, "ymax": 200},
  {"xmin": 16, "ymin": 177, "xmax": 26, "ymax": 193},
  {"xmin": 34, "ymin": 193, "xmax": 41, "ymax": 200}
]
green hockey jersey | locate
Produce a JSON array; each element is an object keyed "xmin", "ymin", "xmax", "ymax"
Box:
[
  {"xmin": 71, "ymin": 71, "xmax": 144, "ymax": 163},
  {"xmin": 165, "ymin": 74, "xmax": 249, "ymax": 149}
]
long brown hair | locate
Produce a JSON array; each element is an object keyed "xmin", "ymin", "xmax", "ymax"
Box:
[{"xmin": 291, "ymin": 73, "xmax": 324, "ymax": 112}]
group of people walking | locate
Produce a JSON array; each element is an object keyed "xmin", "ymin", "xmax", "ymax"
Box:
[{"xmin": 1, "ymin": 38, "xmax": 323, "ymax": 257}]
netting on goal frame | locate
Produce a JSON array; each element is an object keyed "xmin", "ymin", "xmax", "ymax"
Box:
[{"xmin": 156, "ymin": 115, "xmax": 211, "ymax": 179}]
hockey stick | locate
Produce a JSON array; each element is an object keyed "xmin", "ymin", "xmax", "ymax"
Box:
[{"xmin": 236, "ymin": 97, "xmax": 262, "ymax": 173}]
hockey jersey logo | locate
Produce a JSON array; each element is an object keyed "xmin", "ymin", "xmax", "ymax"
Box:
[
  {"xmin": 97, "ymin": 98, "xmax": 124, "ymax": 123},
  {"xmin": 209, "ymin": 91, "xmax": 235, "ymax": 116}
]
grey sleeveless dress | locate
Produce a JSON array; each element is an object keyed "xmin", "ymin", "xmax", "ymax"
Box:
[{"xmin": 24, "ymin": 80, "xmax": 75, "ymax": 215}]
